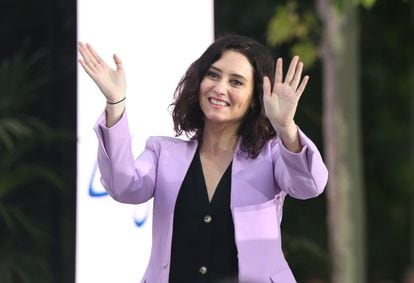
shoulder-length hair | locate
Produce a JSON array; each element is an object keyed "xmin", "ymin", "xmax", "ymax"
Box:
[{"xmin": 171, "ymin": 34, "xmax": 276, "ymax": 158}]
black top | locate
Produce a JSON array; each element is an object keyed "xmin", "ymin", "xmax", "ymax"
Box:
[{"xmin": 169, "ymin": 149, "xmax": 239, "ymax": 283}]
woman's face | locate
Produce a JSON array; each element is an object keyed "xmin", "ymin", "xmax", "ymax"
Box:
[{"xmin": 199, "ymin": 50, "xmax": 254, "ymax": 129}]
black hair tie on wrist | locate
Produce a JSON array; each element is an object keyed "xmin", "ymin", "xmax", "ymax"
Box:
[{"xmin": 107, "ymin": 97, "xmax": 126, "ymax": 105}]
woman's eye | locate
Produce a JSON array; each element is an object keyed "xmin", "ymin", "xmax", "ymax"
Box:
[
  {"xmin": 206, "ymin": 71, "xmax": 219, "ymax": 79},
  {"xmin": 230, "ymin": 79, "xmax": 243, "ymax": 86}
]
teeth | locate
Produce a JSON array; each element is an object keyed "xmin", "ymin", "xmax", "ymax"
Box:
[{"xmin": 210, "ymin": 98, "xmax": 228, "ymax": 106}]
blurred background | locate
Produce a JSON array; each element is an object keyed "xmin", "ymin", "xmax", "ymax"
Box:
[{"xmin": 0, "ymin": 0, "xmax": 413, "ymax": 282}]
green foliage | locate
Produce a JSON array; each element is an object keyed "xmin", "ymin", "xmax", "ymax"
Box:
[
  {"xmin": 266, "ymin": 2, "xmax": 300, "ymax": 45},
  {"xmin": 0, "ymin": 48, "xmax": 53, "ymax": 152},
  {"xmin": 0, "ymin": 48, "xmax": 65, "ymax": 282},
  {"xmin": 283, "ymin": 233, "xmax": 330, "ymax": 281},
  {"xmin": 266, "ymin": 1, "xmax": 320, "ymax": 68},
  {"xmin": 291, "ymin": 40, "xmax": 319, "ymax": 68},
  {"xmin": 356, "ymin": 0, "xmax": 376, "ymax": 9},
  {"xmin": 334, "ymin": 0, "xmax": 377, "ymax": 11},
  {"xmin": 0, "ymin": 239, "xmax": 51, "ymax": 283},
  {"xmin": 267, "ymin": 0, "xmax": 376, "ymax": 66},
  {"xmin": 359, "ymin": 2, "xmax": 414, "ymax": 279}
]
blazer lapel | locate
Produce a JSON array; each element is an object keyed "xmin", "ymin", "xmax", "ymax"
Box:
[{"xmin": 155, "ymin": 138, "xmax": 199, "ymax": 214}]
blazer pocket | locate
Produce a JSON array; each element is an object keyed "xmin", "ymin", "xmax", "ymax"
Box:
[
  {"xmin": 233, "ymin": 197, "xmax": 290, "ymax": 281},
  {"xmin": 269, "ymin": 267, "xmax": 297, "ymax": 283},
  {"xmin": 232, "ymin": 197, "xmax": 280, "ymax": 241}
]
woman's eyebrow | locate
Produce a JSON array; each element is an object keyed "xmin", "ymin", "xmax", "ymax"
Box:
[
  {"xmin": 230, "ymin": 73, "xmax": 247, "ymax": 81},
  {"xmin": 209, "ymin": 66, "xmax": 222, "ymax": 72},
  {"xmin": 209, "ymin": 66, "xmax": 247, "ymax": 81}
]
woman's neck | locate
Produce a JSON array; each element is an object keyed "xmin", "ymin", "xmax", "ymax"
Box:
[{"xmin": 200, "ymin": 122, "xmax": 239, "ymax": 155}]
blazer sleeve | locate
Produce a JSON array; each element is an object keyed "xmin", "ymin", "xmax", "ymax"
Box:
[
  {"xmin": 272, "ymin": 127, "xmax": 328, "ymax": 200},
  {"xmin": 93, "ymin": 111, "xmax": 157, "ymax": 204}
]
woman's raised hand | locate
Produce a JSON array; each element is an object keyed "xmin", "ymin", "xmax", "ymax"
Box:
[
  {"xmin": 263, "ymin": 56, "xmax": 309, "ymax": 152},
  {"xmin": 78, "ymin": 42, "xmax": 126, "ymax": 103}
]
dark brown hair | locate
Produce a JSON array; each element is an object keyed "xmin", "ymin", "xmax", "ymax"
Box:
[{"xmin": 171, "ymin": 34, "xmax": 276, "ymax": 158}]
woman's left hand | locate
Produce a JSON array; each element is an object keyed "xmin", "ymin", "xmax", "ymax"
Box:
[{"xmin": 263, "ymin": 56, "xmax": 309, "ymax": 152}]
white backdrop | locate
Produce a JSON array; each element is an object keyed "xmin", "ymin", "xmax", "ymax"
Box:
[{"xmin": 76, "ymin": 1, "xmax": 213, "ymax": 282}]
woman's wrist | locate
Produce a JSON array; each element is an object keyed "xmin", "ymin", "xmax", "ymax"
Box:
[
  {"xmin": 106, "ymin": 96, "xmax": 126, "ymax": 105},
  {"xmin": 105, "ymin": 100, "xmax": 125, "ymax": 127},
  {"xmin": 273, "ymin": 122, "xmax": 302, "ymax": 153}
]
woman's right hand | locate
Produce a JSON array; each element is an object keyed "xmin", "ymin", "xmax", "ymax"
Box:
[{"xmin": 78, "ymin": 42, "xmax": 126, "ymax": 103}]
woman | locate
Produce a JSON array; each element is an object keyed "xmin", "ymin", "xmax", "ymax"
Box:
[{"xmin": 78, "ymin": 34, "xmax": 328, "ymax": 283}]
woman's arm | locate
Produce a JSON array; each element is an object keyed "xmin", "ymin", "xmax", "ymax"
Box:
[
  {"xmin": 94, "ymin": 111, "xmax": 157, "ymax": 204},
  {"xmin": 272, "ymin": 128, "xmax": 328, "ymax": 200}
]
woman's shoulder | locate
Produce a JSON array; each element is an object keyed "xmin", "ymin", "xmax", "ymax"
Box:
[
  {"xmin": 144, "ymin": 136, "xmax": 198, "ymax": 158},
  {"xmin": 147, "ymin": 136, "xmax": 197, "ymax": 149},
  {"xmin": 258, "ymin": 136, "xmax": 279, "ymax": 153}
]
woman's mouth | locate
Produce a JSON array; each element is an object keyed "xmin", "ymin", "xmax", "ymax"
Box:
[{"xmin": 209, "ymin": 97, "xmax": 230, "ymax": 106}]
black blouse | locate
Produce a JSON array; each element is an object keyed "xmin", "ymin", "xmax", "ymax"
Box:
[{"xmin": 169, "ymin": 149, "xmax": 238, "ymax": 283}]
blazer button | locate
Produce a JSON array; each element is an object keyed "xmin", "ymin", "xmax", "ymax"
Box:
[
  {"xmin": 203, "ymin": 215, "xmax": 212, "ymax": 223},
  {"xmin": 199, "ymin": 266, "xmax": 208, "ymax": 275}
]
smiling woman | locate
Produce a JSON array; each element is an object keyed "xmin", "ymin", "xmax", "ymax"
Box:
[
  {"xmin": 78, "ymin": 34, "xmax": 328, "ymax": 283},
  {"xmin": 199, "ymin": 50, "xmax": 254, "ymax": 132}
]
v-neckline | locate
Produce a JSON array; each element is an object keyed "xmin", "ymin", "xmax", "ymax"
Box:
[{"xmin": 196, "ymin": 149, "xmax": 233, "ymax": 205}]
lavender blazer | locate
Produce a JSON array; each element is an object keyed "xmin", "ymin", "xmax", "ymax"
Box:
[{"xmin": 94, "ymin": 111, "xmax": 328, "ymax": 283}]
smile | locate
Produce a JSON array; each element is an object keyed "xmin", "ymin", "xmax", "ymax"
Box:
[{"xmin": 209, "ymin": 97, "xmax": 230, "ymax": 107}]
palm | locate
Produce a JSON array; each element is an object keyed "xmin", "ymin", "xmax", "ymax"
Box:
[
  {"xmin": 93, "ymin": 63, "xmax": 125, "ymax": 101},
  {"xmin": 78, "ymin": 42, "xmax": 126, "ymax": 102},
  {"xmin": 263, "ymin": 56, "xmax": 308, "ymax": 130}
]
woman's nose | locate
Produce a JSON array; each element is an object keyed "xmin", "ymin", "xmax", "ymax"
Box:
[{"xmin": 212, "ymin": 80, "xmax": 227, "ymax": 96}]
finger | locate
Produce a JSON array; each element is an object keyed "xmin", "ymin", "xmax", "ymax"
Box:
[
  {"xmin": 274, "ymin": 58, "xmax": 283, "ymax": 85},
  {"xmin": 263, "ymin": 76, "xmax": 272, "ymax": 97},
  {"xmin": 284, "ymin": 56, "xmax": 299, "ymax": 84},
  {"xmin": 86, "ymin": 43, "xmax": 104, "ymax": 65},
  {"xmin": 291, "ymin": 61, "xmax": 303, "ymax": 91},
  {"xmin": 78, "ymin": 59, "xmax": 95, "ymax": 78},
  {"xmin": 85, "ymin": 43, "xmax": 100, "ymax": 67},
  {"xmin": 78, "ymin": 42, "xmax": 97, "ymax": 70},
  {"xmin": 78, "ymin": 42, "xmax": 89, "ymax": 60},
  {"xmin": 113, "ymin": 54, "xmax": 124, "ymax": 72},
  {"xmin": 296, "ymin": 75, "xmax": 309, "ymax": 98}
]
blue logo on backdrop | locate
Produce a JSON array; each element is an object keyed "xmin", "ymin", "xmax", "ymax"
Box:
[
  {"xmin": 88, "ymin": 163, "xmax": 108, "ymax": 197},
  {"xmin": 88, "ymin": 162, "xmax": 150, "ymax": 228}
]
